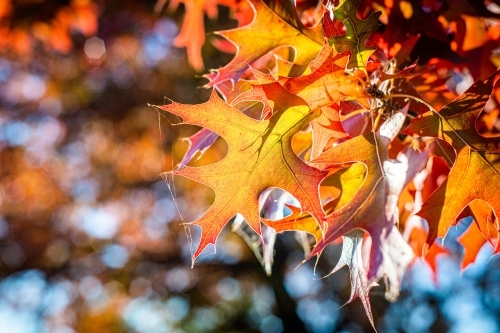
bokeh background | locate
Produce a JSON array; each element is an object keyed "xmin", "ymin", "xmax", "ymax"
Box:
[{"xmin": 1, "ymin": 0, "xmax": 500, "ymax": 332}]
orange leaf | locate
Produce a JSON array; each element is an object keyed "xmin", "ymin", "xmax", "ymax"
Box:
[
  {"xmin": 461, "ymin": 200, "xmax": 499, "ymax": 251},
  {"xmin": 280, "ymin": 45, "xmax": 368, "ymax": 159},
  {"xmin": 280, "ymin": 46, "xmax": 367, "ymax": 111},
  {"xmin": 306, "ymin": 111, "xmax": 430, "ymax": 325},
  {"xmin": 458, "ymin": 219, "xmax": 488, "ymax": 270},
  {"xmin": 262, "ymin": 162, "xmax": 366, "ymax": 242},
  {"xmin": 310, "ymin": 112, "xmax": 410, "ymax": 253},
  {"xmin": 235, "ymin": 44, "xmax": 368, "ymax": 159},
  {"xmin": 156, "ymin": 83, "xmax": 327, "ymax": 261},
  {"xmin": 408, "ymin": 226, "xmax": 448, "ymax": 280},
  {"xmin": 405, "ymin": 69, "xmax": 500, "ymax": 253}
]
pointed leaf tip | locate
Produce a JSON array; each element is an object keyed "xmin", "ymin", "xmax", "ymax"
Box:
[{"xmin": 160, "ymin": 83, "xmax": 327, "ymax": 260}]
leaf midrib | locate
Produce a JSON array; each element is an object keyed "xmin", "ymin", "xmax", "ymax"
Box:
[
  {"xmin": 208, "ymin": 111, "xmax": 319, "ymax": 234},
  {"xmin": 334, "ymin": 2, "xmax": 376, "ymax": 63},
  {"xmin": 438, "ymin": 112, "xmax": 500, "ymax": 178}
]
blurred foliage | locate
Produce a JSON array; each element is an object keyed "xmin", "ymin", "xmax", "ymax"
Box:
[{"xmin": 0, "ymin": 0, "xmax": 499, "ymax": 333}]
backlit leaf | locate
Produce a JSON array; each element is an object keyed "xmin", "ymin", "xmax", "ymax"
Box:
[
  {"xmin": 156, "ymin": 83, "xmax": 327, "ymax": 261},
  {"xmin": 405, "ymin": 69, "xmax": 500, "ymax": 252},
  {"xmin": 206, "ymin": 0, "xmax": 324, "ymax": 86},
  {"xmin": 328, "ymin": 0, "xmax": 381, "ymax": 70}
]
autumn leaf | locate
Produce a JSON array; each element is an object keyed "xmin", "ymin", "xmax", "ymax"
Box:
[
  {"xmin": 171, "ymin": 0, "xmax": 216, "ymax": 71},
  {"xmin": 456, "ymin": 198, "xmax": 500, "ymax": 269},
  {"xmin": 322, "ymin": 9, "xmax": 344, "ymax": 39},
  {"xmin": 379, "ymin": 0, "xmax": 447, "ymax": 52},
  {"xmin": 158, "ymin": 0, "xmax": 238, "ymax": 71},
  {"xmin": 309, "ymin": 112, "xmax": 409, "ymax": 254},
  {"xmin": 176, "ymin": 128, "xmax": 219, "ymax": 167},
  {"xmin": 328, "ymin": 0, "xmax": 381, "ymax": 70},
  {"xmin": 156, "ymin": 83, "xmax": 327, "ymax": 261},
  {"xmin": 458, "ymin": 218, "xmax": 489, "ymax": 270},
  {"xmin": 264, "ymin": 110, "xmax": 428, "ymax": 325},
  {"xmin": 177, "ymin": 85, "xmax": 273, "ymax": 168},
  {"xmin": 404, "ymin": 69, "xmax": 500, "ymax": 252},
  {"xmin": 234, "ymin": 44, "xmax": 368, "ymax": 158},
  {"xmin": 279, "ymin": 45, "xmax": 367, "ymax": 110},
  {"xmin": 407, "ymin": 225, "xmax": 449, "ymax": 280},
  {"xmin": 206, "ymin": 0, "xmax": 324, "ymax": 86},
  {"xmin": 280, "ymin": 44, "xmax": 368, "ymax": 158},
  {"xmin": 328, "ymin": 229, "xmax": 376, "ymax": 328},
  {"xmin": 310, "ymin": 106, "xmax": 347, "ymax": 160},
  {"xmin": 365, "ymin": 145, "xmax": 429, "ymax": 302},
  {"xmin": 262, "ymin": 162, "xmax": 366, "ymax": 242},
  {"xmin": 472, "ymin": 201, "xmax": 500, "ymax": 253},
  {"xmin": 304, "ymin": 111, "xmax": 432, "ymax": 324},
  {"xmin": 459, "ymin": 199, "xmax": 499, "ymax": 255},
  {"xmin": 403, "ymin": 155, "xmax": 450, "ymax": 280}
]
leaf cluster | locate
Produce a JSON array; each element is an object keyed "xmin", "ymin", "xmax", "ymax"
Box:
[{"xmin": 158, "ymin": 0, "xmax": 500, "ymax": 327}]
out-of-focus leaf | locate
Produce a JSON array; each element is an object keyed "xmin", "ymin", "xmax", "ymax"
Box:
[{"xmin": 160, "ymin": 0, "xmax": 238, "ymax": 71}]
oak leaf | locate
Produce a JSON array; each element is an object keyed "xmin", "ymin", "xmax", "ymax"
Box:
[
  {"xmin": 454, "ymin": 198, "xmax": 499, "ymax": 271},
  {"xmin": 206, "ymin": 0, "xmax": 324, "ymax": 86},
  {"xmin": 156, "ymin": 83, "xmax": 327, "ymax": 260},
  {"xmin": 328, "ymin": 229, "xmax": 375, "ymax": 327},
  {"xmin": 234, "ymin": 44, "xmax": 368, "ymax": 158},
  {"xmin": 279, "ymin": 45, "xmax": 367, "ymax": 110},
  {"xmin": 458, "ymin": 199, "xmax": 499, "ymax": 254},
  {"xmin": 405, "ymin": 69, "xmax": 500, "ymax": 252},
  {"xmin": 403, "ymin": 157, "xmax": 450, "ymax": 280},
  {"xmin": 307, "ymin": 111, "xmax": 431, "ymax": 325},
  {"xmin": 309, "ymin": 112, "xmax": 409, "ymax": 254},
  {"xmin": 458, "ymin": 217, "xmax": 490, "ymax": 270},
  {"xmin": 262, "ymin": 162, "xmax": 366, "ymax": 242},
  {"xmin": 279, "ymin": 44, "xmax": 368, "ymax": 158},
  {"xmin": 328, "ymin": 0, "xmax": 381, "ymax": 70},
  {"xmin": 269, "ymin": 111, "xmax": 429, "ymax": 325},
  {"xmin": 177, "ymin": 128, "xmax": 219, "ymax": 167}
]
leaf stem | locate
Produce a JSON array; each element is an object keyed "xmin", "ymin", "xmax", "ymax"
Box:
[
  {"xmin": 386, "ymin": 94, "xmax": 455, "ymax": 167},
  {"xmin": 373, "ymin": 111, "xmax": 382, "ymax": 130},
  {"xmin": 385, "ymin": 94, "xmax": 438, "ymax": 113}
]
